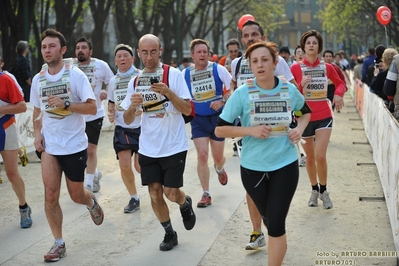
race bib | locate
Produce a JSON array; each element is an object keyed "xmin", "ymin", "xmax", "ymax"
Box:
[
  {"xmin": 74, "ymin": 58, "xmax": 96, "ymax": 89},
  {"xmin": 39, "ymin": 60, "xmax": 72, "ymax": 119},
  {"xmin": 301, "ymin": 61, "xmax": 328, "ymax": 100},
  {"xmin": 237, "ymin": 58, "xmax": 253, "ymax": 87},
  {"xmin": 190, "ymin": 64, "xmax": 217, "ymax": 102},
  {"xmin": 135, "ymin": 69, "xmax": 165, "ymax": 114},
  {"xmin": 247, "ymin": 78, "xmax": 292, "ymax": 137}
]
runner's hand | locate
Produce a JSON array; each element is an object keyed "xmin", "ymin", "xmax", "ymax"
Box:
[{"xmin": 251, "ymin": 125, "xmax": 272, "ymax": 139}]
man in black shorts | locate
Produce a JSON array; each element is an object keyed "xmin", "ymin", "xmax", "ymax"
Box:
[
  {"xmin": 121, "ymin": 34, "xmax": 196, "ymax": 251},
  {"xmin": 74, "ymin": 37, "xmax": 114, "ymax": 193}
]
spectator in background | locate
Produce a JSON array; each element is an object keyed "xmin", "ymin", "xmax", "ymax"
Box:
[
  {"xmin": 353, "ymin": 56, "xmax": 364, "ymax": 81},
  {"xmin": 384, "ymin": 54, "xmax": 399, "ymax": 116},
  {"xmin": 370, "ymin": 48, "xmax": 398, "ymax": 105},
  {"xmin": 338, "ymin": 50, "xmax": 350, "ymax": 70},
  {"xmin": 179, "ymin": 57, "xmax": 190, "ymax": 71},
  {"xmin": 349, "ymin": 54, "xmax": 357, "ymax": 70},
  {"xmin": 170, "ymin": 59, "xmax": 178, "ymax": 68},
  {"xmin": 219, "ymin": 38, "xmax": 241, "ymax": 72},
  {"xmin": 13, "ymin": 41, "xmax": 32, "ymax": 102},
  {"xmin": 365, "ymin": 45, "xmax": 385, "ymax": 86},
  {"xmin": 361, "ymin": 47, "xmax": 376, "ymax": 85},
  {"xmin": 323, "ymin": 50, "xmax": 347, "ymax": 109},
  {"xmin": 279, "ymin": 46, "xmax": 293, "ymax": 67}
]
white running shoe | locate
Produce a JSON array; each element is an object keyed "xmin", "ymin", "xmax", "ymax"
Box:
[
  {"xmin": 319, "ymin": 191, "xmax": 333, "ymax": 209},
  {"xmin": 308, "ymin": 190, "xmax": 319, "ymax": 207},
  {"xmin": 245, "ymin": 231, "xmax": 266, "ymax": 250}
]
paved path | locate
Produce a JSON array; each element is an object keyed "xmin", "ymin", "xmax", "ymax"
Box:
[{"xmin": 0, "ymin": 93, "xmax": 396, "ymax": 265}]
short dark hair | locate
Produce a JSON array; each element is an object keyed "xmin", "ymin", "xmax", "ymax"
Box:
[
  {"xmin": 226, "ymin": 38, "xmax": 240, "ymax": 49},
  {"xmin": 279, "ymin": 46, "xmax": 290, "ymax": 55},
  {"xmin": 241, "ymin": 20, "xmax": 264, "ymax": 36},
  {"xmin": 300, "ymin": 30, "xmax": 323, "ymax": 54},
  {"xmin": 75, "ymin": 37, "xmax": 93, "ymax": 50},
  {"xmin": 182, "ymin": 57, "xmax": 190, "ymax": 63},
  {"xmin": 323, "ymin": 50, "xmax": 334, "ymax": 57},
  {"xmin": 368, "ymin": 47, "xmax": 375, "ymax": 55},
  {"xmin": 41, "ymin": 29, "xmax": 67, "ymax": 48}
]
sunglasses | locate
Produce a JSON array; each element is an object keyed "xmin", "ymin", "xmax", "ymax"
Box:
[{"xmin": 229, "ymin": 50, "xmax": 238, "ymax": 53}]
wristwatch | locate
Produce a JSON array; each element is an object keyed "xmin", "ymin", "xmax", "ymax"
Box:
[
  {"xmin": 221, "ymin": 98, "xmax": 226, "ymax": 103},
  {"xmin": 64, "ymin": 100, "xmax": 70, "ymax": 110}
]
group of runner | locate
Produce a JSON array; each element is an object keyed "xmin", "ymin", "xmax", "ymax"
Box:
[{"xmin": 1, "ymin": 14, "xmax": 347, "ymax": 265}]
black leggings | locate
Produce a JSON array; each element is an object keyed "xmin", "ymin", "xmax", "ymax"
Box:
[{"xmin": 241, "ymin": 161, "xmax": 299, "ymax": 237}]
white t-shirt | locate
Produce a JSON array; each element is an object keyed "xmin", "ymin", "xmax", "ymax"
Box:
[
  {"xmin": 230, "ymin": 55, "xmax": 294, "ymax": 84},
  {"xmin": 120, "ymin": 63, "xmax": 191, "ymax": 158},
  {"xmin": 31, "ymin": 64, "xmax": 96, "ymax": 155},
  {"xmin": 108, "ymin": 66, "xmax": 141, "ymax": 128},
  {"xmin": 74, "ymin": 58, "xmax": 114, "ymax": 122}
]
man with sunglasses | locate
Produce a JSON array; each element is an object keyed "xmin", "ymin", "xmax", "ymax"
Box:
[{"xmin": 219, "ymin": 38, "xmax": 241, "ymax": 72}]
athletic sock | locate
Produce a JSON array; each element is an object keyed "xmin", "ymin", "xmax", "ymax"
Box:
[
  {"xmin": 161, "ymin": 219, "xmax": 174, "ymax": 234},
  {"xmin": 131, "ymin": 194, "xmax": 139, "ymax": 200},
  {"xmin": 311, "ymin": 184, "xmax": 319, "ymax": 192},
  {"xmin": 55, "ymin": 238, "xmax": 64, "ymax": 246},
  {"xmin": 180, "ymin": 198, "xmax": 189, "ymax": 209},
  {"xmin": 319, "ymin": 184, "xmax": 327, "ymax": 194},
  {"xmin": 85, "ymin": 174, "xmax": 95, "ymax": 187}
]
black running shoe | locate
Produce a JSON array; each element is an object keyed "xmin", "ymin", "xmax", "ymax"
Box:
[
  {"xmin": 180, "ymin": 195, "xmax": 196, "ymax": 230},
  {"xmin": 159, "ymin": 231, "xmax": 178, "ymax": 251}
]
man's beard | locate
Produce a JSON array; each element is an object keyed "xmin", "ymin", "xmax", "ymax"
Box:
[{"xmin": 77, "ymin": 54, "xmax": 87, "ymax": 62}]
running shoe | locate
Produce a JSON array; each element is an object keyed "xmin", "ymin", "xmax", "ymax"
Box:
[
  {"xmin": 308, "ymin": 190, "xmax": 319, "ymax": 207},
  {"xmin": 19, "ymin": 146, "xmax": 28, "ymax": 167},
  {"xmin": 159, "ymin": 231, "xmax": 178, "ymax": 251},
  {"xmin": 214, "ymin": 165, "xmax": 228, "ymax": 185},
  {"xmin": 197, "ymin": 192, "xmax": 212, "ymax": 208},
  {"xmin": 20, "ymin": 205, "xmax": 32, "ymax": 228},
  {"xmin": 245, "ymin": 231, "xmax": 266, "ymax": 250},
  {"xmin": 319, "ymin": 191, "xmax": 333, "ymax": 209},
  {"xmin": 124, "ymin": 198, "xmax": 140, "ymax": 213},
  {"xmin": 180, "ymin": 195, "xmax": 196, "ymax": 230},
  {"xmin": 299, "ymin": 154, "xmax": 306, "ymax": 167},
  {"xmin": 93, "ymin": 171, "xmax": 102, "ymax": 193},
  {"xmin": 44, "ymin": 242, "xmax": 66, "ymax": 262},
  {"xmin": 87, "ymin": 195, "xmax": 104, "ymax": 225}
]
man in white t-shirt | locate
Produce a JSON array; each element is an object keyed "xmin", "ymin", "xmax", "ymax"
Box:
[
  {"xmin": 107, "ymin": 44, "xmax": 142, "ymax": 213},
  {"xmin": 121, "ymin": 34, "xmax": 196, "ymax": 252},
  {"xmin": 74, "ymin": 37, "xmax": 114, "ymax": 193},
  {"xmin": 31, "ymin": 29, "xmax": 104, "ymax": 262},
  {"xmin": 230, "ymin": 20, "xmax": 298, "ymax": 251}
]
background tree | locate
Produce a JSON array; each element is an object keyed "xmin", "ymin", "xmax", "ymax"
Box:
[
  {"xmin": 31, "ymin": 0, "xmax": 51, "ymax": 72},
  {"xmin": 89, "ymin": 0, "xmax": 113, "ymax": 60},
  {"xmin": 53, "ymin": 0, "xmax": 86, "ymax": 57},
  {"xmin": 0, "ymin": 0, "xmax": 36, "ymax": 70},
  {"xmin": 318, "ymin": 0, "xmax": 399, "ymax": 51}
]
